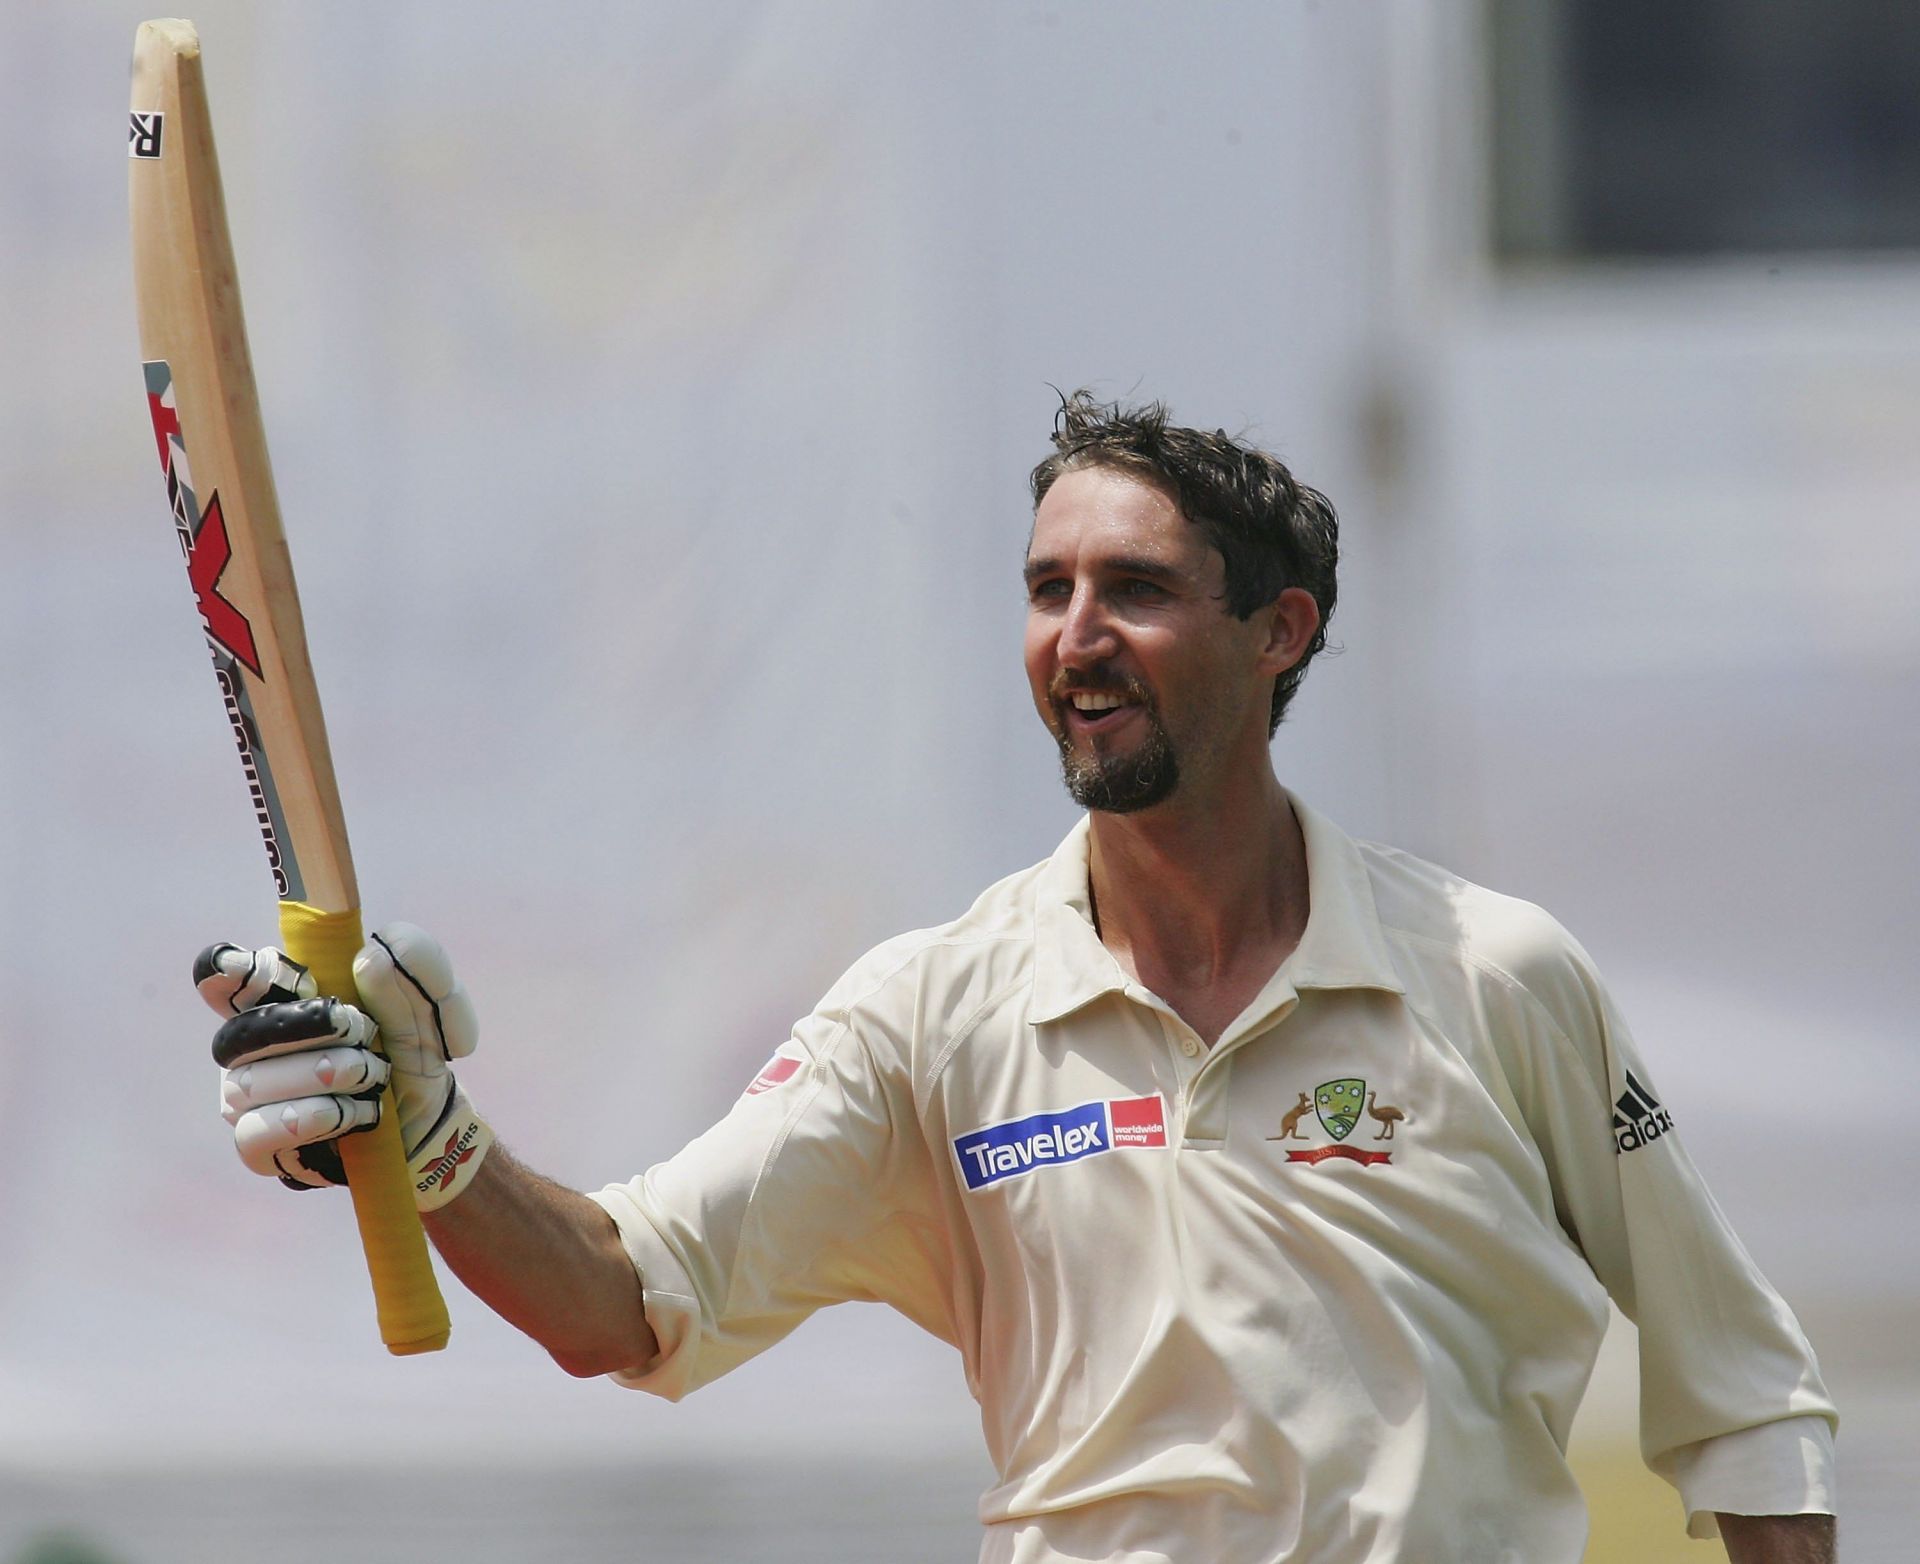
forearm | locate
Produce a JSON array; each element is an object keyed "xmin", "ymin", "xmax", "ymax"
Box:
[
  {"xmin": 422, "ymin": 1142, "xmax": 657, "ymax": 1377},
  {"xmin": 1718, "ymin": 1513, "xmax": 1835, "ymax": 1564}
]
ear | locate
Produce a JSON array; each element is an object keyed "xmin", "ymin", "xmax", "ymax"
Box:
[{"xmin": 1253, "ymin": 587, "xmax": 1321, "ymax": 677}]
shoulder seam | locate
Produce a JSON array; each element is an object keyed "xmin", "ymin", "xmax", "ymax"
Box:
[
  {"xmin": 1383, "ymin": 925, "xmax": 1612, "ymax": 1108},
  {"xmin": 917, "ymin": 968, "xmax": 1037, "ymax": 1114},
  {"xmin": 833, "ymin": 928, "xmax": 1032, "ymax": 1018}
]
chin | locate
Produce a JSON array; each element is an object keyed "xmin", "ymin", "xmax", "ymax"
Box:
[{"xmin": 1060, "ymin": 737, "xmax": 1180, "ymax": 814}]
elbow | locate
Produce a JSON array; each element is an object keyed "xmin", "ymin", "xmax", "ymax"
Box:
[
  {"xmin": 545, "ymin": 1317, "xmax": 661, "ymax": 1380},
  {"xmin": 542, "ymin": 1210, "xmax": 662, "ymax": 1378},
  {"xmin": 549, "ymin": 1344, "xmax": 626, "ymax": 1379}
]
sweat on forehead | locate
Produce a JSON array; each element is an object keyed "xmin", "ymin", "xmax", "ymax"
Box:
[{"xmin": 1025, "ymin": 471, "xmax": 1218, "ymax": 586}]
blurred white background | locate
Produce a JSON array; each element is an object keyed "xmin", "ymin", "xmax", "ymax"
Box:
[{"xmin": 2, "ymin": 2, "xmax": 1915, "ymax": 1559}]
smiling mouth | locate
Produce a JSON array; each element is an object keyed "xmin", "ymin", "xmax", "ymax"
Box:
[{"xmin": 1058, "ymin": 688, "xmax": 1146, "ymax": 734}]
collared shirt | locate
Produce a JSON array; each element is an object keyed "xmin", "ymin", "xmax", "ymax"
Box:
[{"xmin": 590, "ymin": 796, "xmax": 1836, "ymax": 1563}]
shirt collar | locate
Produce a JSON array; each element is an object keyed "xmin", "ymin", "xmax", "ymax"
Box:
[
  {"xmin": 1028, "ymin": 791, "xmax": 1405, "ymax": 1026},
  {"xmin": 1029, "ymin": 817, "xmax": 1127, "ymax": 1023},
  {"xmin": 1282, "ymin": 793, "xmax": 1407, "ymax": 996}
]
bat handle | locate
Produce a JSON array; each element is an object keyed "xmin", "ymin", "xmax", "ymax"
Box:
[{"xmin": 278, "ymin": 900, "xmax": 452, "ymax": 1355}]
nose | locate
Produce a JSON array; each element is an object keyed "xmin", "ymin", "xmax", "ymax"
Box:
[{"xmin": 1056, "ymin": 581, "xmax": 1119, "ymax": 669}]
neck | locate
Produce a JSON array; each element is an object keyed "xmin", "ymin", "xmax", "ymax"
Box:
[{"xmin": 1086, "ymin": 763, "xmax": 1308, "ymax": 987}]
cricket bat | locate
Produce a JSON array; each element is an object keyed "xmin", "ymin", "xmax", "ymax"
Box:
[{"xmin": 130, "ymin": 17, "xmax": 450, "ymax": 1355}]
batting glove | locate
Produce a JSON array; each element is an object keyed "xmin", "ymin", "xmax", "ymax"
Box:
[{"xmin": 196, "ymin": 923, "xmax": 493, "ymax": 1210}]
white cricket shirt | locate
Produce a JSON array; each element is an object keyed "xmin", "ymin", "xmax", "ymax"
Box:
[{"xmin": 591, "ymin": 796, "xmax": 1836, "ymax": 1563}]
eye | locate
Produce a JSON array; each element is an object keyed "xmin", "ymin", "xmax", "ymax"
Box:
[{"xmin": 1027, "ymin": 577, "xmax": 1070, "ymax": 601}]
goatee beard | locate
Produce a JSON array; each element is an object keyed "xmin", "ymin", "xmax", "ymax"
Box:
[{"xmin": 1057, "ymin": 712, "xmax": 1180, "ymax": 813}]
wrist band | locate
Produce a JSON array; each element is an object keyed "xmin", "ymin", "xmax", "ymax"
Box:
[{"xmin": 407, "ymin": 1088, "xmax": 495, "ymax": 1211}]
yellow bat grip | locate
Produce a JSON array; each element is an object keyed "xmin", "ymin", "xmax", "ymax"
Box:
[{"xmin": 279, "ymin": 901, "xmax": 451, "ymax": 1355}]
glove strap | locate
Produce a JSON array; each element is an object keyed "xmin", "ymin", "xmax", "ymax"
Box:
[{"xmin": 407, "ymin": 1087, "xmax": 495, "ymax": 1212}]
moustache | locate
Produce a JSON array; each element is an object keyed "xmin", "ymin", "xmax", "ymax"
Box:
[{"xmin": 1047, "ymin": 669, "xmax": 1154, "ymax": 708}]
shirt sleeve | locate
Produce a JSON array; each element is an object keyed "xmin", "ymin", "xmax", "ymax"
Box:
[
  {"xmin": 1479, "ymin": 912, "xmax": 1838, "ymax": 1530},
  {"xmin": 586, "ymin": 990, "xmax": 952, "ymax": 1401},
  {"xmin": 1666, "ymin": 1415, "xmax": 1837, "ymax": 1539}
]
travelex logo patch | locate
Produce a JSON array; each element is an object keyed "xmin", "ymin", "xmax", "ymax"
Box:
[{"xmin": 954, "ymin": 1096, "xmax": 1167, "ymax": 1191}]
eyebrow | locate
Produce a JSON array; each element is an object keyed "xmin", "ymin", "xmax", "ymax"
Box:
[{"xmin": 1023, "ymin": 554, "xmax": 1187, "ymax": 588}]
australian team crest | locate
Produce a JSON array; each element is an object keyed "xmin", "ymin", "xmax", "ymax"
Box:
[{"xmin": 1269, "ymin": 1074, "xmax": 1409, "ymax": 1167}]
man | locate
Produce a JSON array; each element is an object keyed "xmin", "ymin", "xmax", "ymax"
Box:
[{"xmin": 202, "ymin": 394, "xmax": 1837, "ymax": 1562}]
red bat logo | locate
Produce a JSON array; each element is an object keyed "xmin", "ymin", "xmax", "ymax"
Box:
[
  {"xmin": 185, "ymin": 492, "xmax": 263, "ymax": 676},
  {"xmin": 147, "ymin": 386, "xmax": 262, "ymax": 677}
]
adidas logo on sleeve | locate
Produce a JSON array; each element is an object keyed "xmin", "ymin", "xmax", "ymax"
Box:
[{"xmin": 1611, "ymin": 1069, "xmax": 1674, "ymax": 1154}]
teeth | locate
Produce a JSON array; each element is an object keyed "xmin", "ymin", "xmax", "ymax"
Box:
[{"xmin": 1070, "ymin": 693, "xmax": 1127, "ymax": 712}]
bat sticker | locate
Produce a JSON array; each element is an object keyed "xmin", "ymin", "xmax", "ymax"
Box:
[
  {"xmin": 144, "ymin": 358, "xmax": 305, "ymax": 900},
  {"xmin": 129, "ymin": 111, "xmax": 164, "ymax": 159},
  {"xmin": 145, "ymin": 364, "xmax": 262, "ymax": 674},
  {"xmin": 182, "ymin": 493, "xmax": 264, "ymax": 676}
]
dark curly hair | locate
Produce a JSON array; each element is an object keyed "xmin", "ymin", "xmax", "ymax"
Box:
[{"xmin": 1030, "ymin": 390, "xmax": 1339, "ymax": 734}]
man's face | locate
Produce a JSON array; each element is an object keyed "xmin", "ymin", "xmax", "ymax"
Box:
[{"xmin": 1024, "ymin": 466, "xmax": 1271, "ymax": 814}]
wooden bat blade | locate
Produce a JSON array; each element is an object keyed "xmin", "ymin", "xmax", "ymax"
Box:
[{"xmin": 131, "ymin": 17, "xmax": 449, "ymax": 1356}]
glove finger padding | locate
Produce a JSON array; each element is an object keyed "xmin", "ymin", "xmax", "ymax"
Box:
[
  {"xmin": 353, "ymin": 923, "xmax": 479, "ymax": 1066},
  {"xmin": 194, "ymin": 943, "xmax": 316, "ymax": 1016},
  {"xmin": 212, "ymin": 995, "xmax": 379, "ymax": 1069},
  {"xmin": 231, "ymin": 1093, "xmax": 381, "ymax": 1185},
  {"xmin": 221, "ymin": 1046, "xmax": 390, "ymax": 1123},
  {"xmin": 200, "ymin": 951, "xmax": 390, "ymax": 1190}
]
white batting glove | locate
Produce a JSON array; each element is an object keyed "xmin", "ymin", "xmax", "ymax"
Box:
[{"xmin": 196, "ymin": 923, "xmax": 493, "ymax": 1210}]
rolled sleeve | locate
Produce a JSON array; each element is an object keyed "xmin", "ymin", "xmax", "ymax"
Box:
[
  {"xmin": 585, "ymin": 1177, "xmax": 709, "ymax": 1399},
  {"xmin": 1666, "ymin": 1415, "xmax": 1838, "ymax": 1539}
]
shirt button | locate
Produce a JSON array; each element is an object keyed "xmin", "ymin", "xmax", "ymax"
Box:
[{"xmin": 1179, "ymin": 1037, "xmax": 1200, "ymax": 1057}]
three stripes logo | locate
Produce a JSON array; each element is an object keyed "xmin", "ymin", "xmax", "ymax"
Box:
[{"xmin": 1612, "ymin": 1069, "xmax": 1674, "ymax": 1154}]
